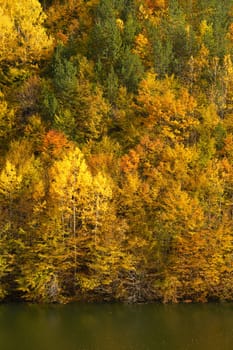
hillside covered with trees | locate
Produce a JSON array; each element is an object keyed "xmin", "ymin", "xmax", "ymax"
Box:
[{"xmin": 1, "ymin": 0, "xmax": 233, "ymax": 303}]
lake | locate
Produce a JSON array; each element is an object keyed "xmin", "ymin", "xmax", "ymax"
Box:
[{"xmin": 0, "ymin": 303, "xmax": 233, "ymax": 350}]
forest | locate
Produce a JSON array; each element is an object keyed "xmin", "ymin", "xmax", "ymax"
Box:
[{"xmin": 1, "ymin": 0, "xmax": 233, "ymax": 303}]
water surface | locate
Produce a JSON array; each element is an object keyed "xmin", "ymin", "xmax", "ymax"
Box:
[{"xmin": 0, "ymin": 302, "xmax": 233, "ymax": 350}]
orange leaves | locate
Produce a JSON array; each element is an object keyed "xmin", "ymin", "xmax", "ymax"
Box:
[
  {"xmin": 42, "ymin": 130, "xmax": 70, "ymax": 159},
  {"xmin": 223, "ymin": 133, "xmax": 233, "ymax": 158},
  {"xmin": 120, "ymin": 149, "xmax": 140, "ymax": 174},
  {"xmin": 227, "ymin": 22, "xmax": 233, "ymax": 42},
  {"xmin": 88, "ymin": 153, "xmax": 114, "ymax": 175},
  {"xmin": 56, "ymin": 31, "xmax": 69, "ymax": 44}
]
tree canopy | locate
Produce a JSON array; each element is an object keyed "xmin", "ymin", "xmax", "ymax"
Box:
[{"xmin": 1, "ymin": 0, "xmax": 233, "ymax": 303}]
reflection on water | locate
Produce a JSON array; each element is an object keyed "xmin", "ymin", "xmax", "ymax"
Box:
[{"xmin": 0, "ymin": 302, "xmax": 233, "ymax": 350}]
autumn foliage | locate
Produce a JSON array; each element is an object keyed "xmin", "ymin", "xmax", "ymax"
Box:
[{"xmin": 1, "ymin": 0, "xmax": 233, "ymax": 303}]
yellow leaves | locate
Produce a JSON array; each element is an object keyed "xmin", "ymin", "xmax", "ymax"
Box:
[
  {"xmin": 0, "ymin": 0, "xmax": 53, "ymax": 62},
  {"xmin": 153, "ymin": 0, "xmax": 166, "ymax": 9},
  {"xmin": 0, "ymin": 96, "xmax": 15, "ymax": 139},
  {"xmin": 136, "ymin": 73, "xmax": 198, "ymax": 142},
  {"xmin": 0, "ymin": 139, "xmax": 46, "ymax": 222},
  {"xmin": 139, "ymin": 136, "xmax": 162, "ymax": 157},
  {"xmin": 125, "ymin": 173, "xmax": 141, "ymax": 194},
  {"xmin": 49, "ymin": 147, "xmax": 91, "ymax": 201},
  {"xmin": 196, "ymin": 159, "xmax": 224, "ymax": 200},
  {"xmin": 220, "ymin": 158, "xmax": 232, "ymax": 181},
  {"xmin": 0, "ymin": 6, "xmax": 16, "ymax": 61},
  {"xmin": 178, "ymin": 88, "xmax": 197, "ymax": 114},
  {"xmin": 162, "ymin": 142, "xmax": 195, "ymax": 169},
  {"xmin": 116, "ymin": 18, "xmax": 124, "ymax": 31},
  {"xmin": 0, "ymin": 7, "xmax": 12, "ymax": 27},
  {"xmin": 0, "ymin": 161, "xmax": 22, "ymax": 197},
  {"xmin": 199, "ymin": 20, "xmax": 213, "ymax": 38},
  {"xmin": 134, "ymin": 32, "xmax": 149, "ymax": 49},
  {"xmin": 223, "ymin": 55, "xmax": 233, "ymax": 88},
  {"xmin": 200, "ymin": 103, "xmax": 219, "ymax": 129},
  {"xmin": 189, "ymin": 44, "xmax": 210, "ymax": 78},
  {"xmin": 94, "ymin": 172, "xmax": 112, "ymax": 200},
  {"xmin": 79, "ymin": 276, "xmax": 99, "ymax": 291},
  {"xmin": 46, "ymin": 0, "xmax": 93, "ymax": 46},
  {"xmin": 133, "ymin": 32, "xmax": 152, "ymax": 65},
  {"xmin": 138, "ymin": 1, "xmax": 166, "ymax": 23},
  {"xmin": 137, "ymin": 71, "xmax": 157, "ymax": 95},
  {"xmin": 74, "ymin": 77, "xmax": 110, "ymax": 142},
  {"xmin": 138, "ymin": 4, "xmax": 151, "ymax": 20},
  {"xmin": 160, "ymin": 184, "xmax": 203, "ymax": 230},
  {"xmin": 223, "ymin": 133, "xmax": 233, "ymax": 161},
  {"xmin": 32, "ymin": 181, "xmax": 45, "ymax": 202},
  {"xmin": 162, "ymin": 275, "xmax": 182, "ymax": 303},
  {"xmin": 6, "ymin": 140, "xmax": 36, "ymax": 179},
  {"xmin": 49, "ymin": 144, "xmax": 115, "ymax": 241}
]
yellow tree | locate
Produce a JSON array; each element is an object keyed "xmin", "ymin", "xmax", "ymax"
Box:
[
  {"xmin": 120, "ymin": 70, "xmax": 230, "ymax": 302},
  {"xmin": 135, "ymin": 72, "xmax": 198, "ymax": 144},
  {"xmin": 0, "ymin": 92, "xmax": 16, "ymax": 156},
  {"xmin": 119, "ymin": 134, "xmax": 231, "ymax": 303},
  {"xmin": 0, "ymin": 138, "xmax": 46, "ymax": 301},
  {"xmin": 0, "ymin": 0, "xmax": 53, "ymax": 62},
  {"xmin": 0, "ymin": 160, "xmax": 22, "ymax": 299},
  {"xmin": 18, "ymin": 142, "xmax": 133, "ymax": 302}
]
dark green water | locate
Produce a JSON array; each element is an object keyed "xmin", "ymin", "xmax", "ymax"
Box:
[{"xmin": 1, "ymin": 303, "xmax": 233, "ymax": 350}]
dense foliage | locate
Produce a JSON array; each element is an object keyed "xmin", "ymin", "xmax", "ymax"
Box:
[{"xmin": 1, "ymin": 0, "xmax": 233, "ymax": 303}]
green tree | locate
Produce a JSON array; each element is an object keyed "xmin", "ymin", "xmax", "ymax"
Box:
[{"xmin": 88, "ymin": 0, "xmax": 143, "ymax": 93}]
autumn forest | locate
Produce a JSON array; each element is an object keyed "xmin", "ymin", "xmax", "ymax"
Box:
[{"xmin": 1, "ymin": 0, "xmax": 233, "ymax": 304}]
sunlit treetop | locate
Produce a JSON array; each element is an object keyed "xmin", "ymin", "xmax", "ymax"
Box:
[{"xmin": 0, "ymin": 0, "xmax": 53, "ymax": 63}]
